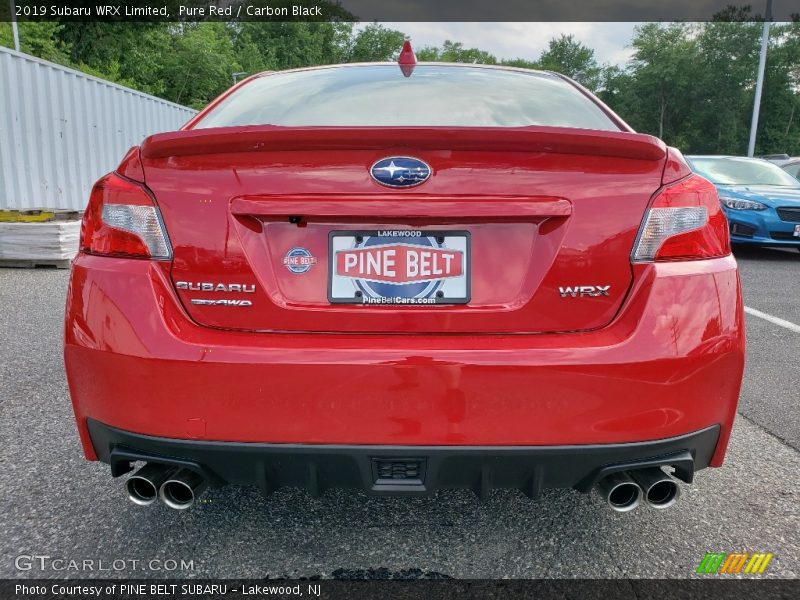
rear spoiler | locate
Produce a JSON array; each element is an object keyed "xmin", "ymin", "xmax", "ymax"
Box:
[{"xmin": 140, "ymin": 126, "xmax": 666, "ymax": 161}]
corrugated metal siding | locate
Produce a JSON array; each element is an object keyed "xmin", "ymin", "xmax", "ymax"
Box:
[{"xmin": 0, "ymin": 47, "xmax": 197, "ymax": 211}]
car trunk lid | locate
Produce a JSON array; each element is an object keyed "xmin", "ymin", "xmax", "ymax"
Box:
[{"xmin": 140, "ymin": 125, "xmax": 666, "ymax": 334}]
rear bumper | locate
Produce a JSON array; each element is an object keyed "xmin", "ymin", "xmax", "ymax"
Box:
[
  {"xmin": 65, "ymin": 254, "xmax": 745, "ymax": 471},
  {"xmin": 88, "ymin": 419, "xmax": 719, "ymax": 497}
]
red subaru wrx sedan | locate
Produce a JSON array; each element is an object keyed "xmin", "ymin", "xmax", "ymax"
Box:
[{"xmin": 64, "ymin": 58, "xmax": 745, "ymax": 512}]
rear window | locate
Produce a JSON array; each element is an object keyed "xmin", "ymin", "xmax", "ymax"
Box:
[{"xmin": 194, "ymin": 65, "xmax": 620, "ymax": 131}]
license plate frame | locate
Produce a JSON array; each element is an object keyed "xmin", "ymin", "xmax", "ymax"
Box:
[{"xmin": 328, "ymin": 230, "xmax": 471, "ymax": 305}]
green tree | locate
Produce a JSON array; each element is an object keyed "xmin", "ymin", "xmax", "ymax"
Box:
[
  {"xmin": 231, "ymin": 21, "xmax": 353, "ymax": 74},
  {"xmin": 624, "ymin": 23, "xmax": 702, "ymax": 145},
  {"xmin": 596, "ymin": 65, "xmax": 635, "ymax": 118},
  {"xmin": 0, "ymin": 22, "xmax": 71, "ymax": 64},
  {"xmin": 755, "ymin": 22, "xmax": 800, "ymax": 154},
  {"xmin": 499, "ymin": 58, "xmax": 539, "ymax": 69},
  {"xmin": 56, "ymin": 22, "xmax": 173, "ymax": 96},
  {"xmin": 416, "ymin": 40, "xmax": 497, "ymax": 64},
  {"xmin": 536, "ymin": 34, "xmax": 602, "ymax": 91},
  {"xmin": 161, "ymin": 23, "xmax": 240, "ymax": 108},
  {"xmin": 693, "ymin": 19, "xmax": 763, "ymax": 153},
  {"xmin": 347, "ymin": 23, "xmax": 406, "ymax": 62}
]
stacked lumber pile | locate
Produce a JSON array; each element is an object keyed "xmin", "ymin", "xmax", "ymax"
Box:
[{"xmin": 0, "ymin": 210, "xmax": 81, "ymax": 268}]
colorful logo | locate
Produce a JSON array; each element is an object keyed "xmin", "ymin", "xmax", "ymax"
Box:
[
  {"xmin": 696, "ymin": 552, "xmax": 774, "ymax": 574},
  {"xmin": 283, "ymin": 247, "xmax": 317, "ymax": 274},
  {"xmin": 370, "ymin": 156, "xmax": 432, "ymax": 188}
]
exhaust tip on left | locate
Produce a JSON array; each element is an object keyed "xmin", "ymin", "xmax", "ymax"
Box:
[
  {"xmin": 125, "ymin": 463, "xmax": 177, "ymax": 506},
  {"xmin": 126, "ymin": 477, "xmax": 158, "ymax": 506},
  {"xmin": 596, "ymin": 472, "xmax": 642, "ymax": 512}
]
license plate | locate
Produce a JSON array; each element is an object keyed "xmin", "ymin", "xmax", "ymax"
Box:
[
  {"xmin": 795, "ymin": 224, "xmax": 800, "ymax": 238},
  {"xmin": 329, "ymin": 230, "xmax": 470, "ymax": 305}
]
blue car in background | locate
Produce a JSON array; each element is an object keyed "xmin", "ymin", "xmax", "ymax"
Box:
[{"xmin": 687, "ymin": 156, "xmax": 800, "ymax": 251}]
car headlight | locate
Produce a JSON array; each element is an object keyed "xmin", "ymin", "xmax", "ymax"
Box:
[{"xmin": 719, "ymin": 196, "xmax": 767, "ymax": 211}]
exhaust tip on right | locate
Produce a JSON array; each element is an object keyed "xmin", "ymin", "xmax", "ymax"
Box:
[
  {"xmin": 159, "ymin": 468, "xmax": 208, "ymax": 510},
  {"xmin": 160, "ymin": 481, "xmax": 194, "ymax": 510},
  {"xmin": 631, "ymin": 468, "xmax": 680, "ymax": 509}
]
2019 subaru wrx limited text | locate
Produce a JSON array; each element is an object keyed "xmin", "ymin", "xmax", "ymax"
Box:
[{"xmin": 64, "ymin": 56, "xmax": 745, "ymax": 512}]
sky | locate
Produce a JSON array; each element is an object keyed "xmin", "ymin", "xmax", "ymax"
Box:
[{"xmin": 373, "ymin": 23, "xmax": 642, "ymax": 67}]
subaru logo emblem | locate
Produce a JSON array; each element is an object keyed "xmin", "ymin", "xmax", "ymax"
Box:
[{"xmin": 370, "ymin": 156, "xmax": 432, "ymax": 188}]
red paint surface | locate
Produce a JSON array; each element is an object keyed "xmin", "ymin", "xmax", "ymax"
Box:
[
  {"xmin": 65, "ymin": 254, "xmax": 743, "ymax": 467},
  {"xmin": 139, "ymin": 129, "xmax": 667, "ymax": 334},
  {"xmin": 65, "ymin": 82, "xmax": 743, "ymax": 470}
]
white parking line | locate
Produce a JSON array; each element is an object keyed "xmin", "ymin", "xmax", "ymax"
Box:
[{"xmin": 744, "ymin": 306, "xmax": 800, "ymax": 333}]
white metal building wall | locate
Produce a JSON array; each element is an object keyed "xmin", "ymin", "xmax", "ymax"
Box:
[{"xmin": 0, "ymin": 47, "xmax": 197, "ymax": 211}]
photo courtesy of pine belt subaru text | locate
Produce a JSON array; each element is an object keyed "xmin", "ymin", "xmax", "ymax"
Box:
[{"xmin": 64, "ymin": 43, "xmax": 745, "ymax": 513}]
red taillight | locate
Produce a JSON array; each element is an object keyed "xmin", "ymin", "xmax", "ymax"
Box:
[
  {"xmin": 632, "ymin": 174, "xmax": 730, "ymax": 262},
  {"xmin": 80, "ymin": 173, "xmax": 172, "ymax": 259}
]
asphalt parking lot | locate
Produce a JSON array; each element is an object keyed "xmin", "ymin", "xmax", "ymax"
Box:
[{"xmin": 1, "ymin": 247, "xmax": 798, "ymax": 579}]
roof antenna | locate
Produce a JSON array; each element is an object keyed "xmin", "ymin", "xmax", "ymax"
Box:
[{"xmin": 398, "ymin": 37, "xmax": 417, "ymax": 78}]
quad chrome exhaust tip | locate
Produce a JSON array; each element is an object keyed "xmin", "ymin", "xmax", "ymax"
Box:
[
  {"xmin": 159, "ymin": 468, "xmax": 208, "ymax": 510},
  {"xmin": 631, "ymin": 468, "xmax": 681, "ymax": 509},
  {"xmin": 596, "ymin": 472, "xmax": 642, "ymax": 512},
  {"xmin": 125, "ymin": 463, "xmax": 178, "ymax": 506}
]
